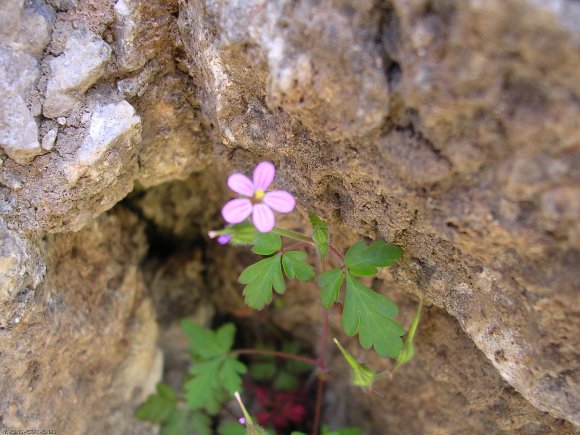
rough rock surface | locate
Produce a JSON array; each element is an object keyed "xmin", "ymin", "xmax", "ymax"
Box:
[{"xmin": 0, "ymin": 0, "xmax": 578, "ymax": 433}]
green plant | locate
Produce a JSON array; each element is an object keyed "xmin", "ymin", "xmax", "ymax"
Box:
[{"xmin": 137, "ymin": 162, "xmax": 422, "ymax": 434}]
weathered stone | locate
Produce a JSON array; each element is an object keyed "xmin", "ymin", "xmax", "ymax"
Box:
[
  {"xmin": 0, "ymin": 45, "xmax": 41, "ymax": 163},
  {"xmin": 0, "ymin": 210, "xmax": 159, "ymax": 433},
  {"xmin": 0, "ymin": 85, "xmax": 41, "ymax": 163},
  {"xmin": 0, "ymin": 218, "xmax": 44, "ymax": 328},
  {"xmin": 62, "ymin": 100, "xmax": 141, "ymax": 186},
  {"xmin": 43, "ymin": 29, "xmax": 111, "ymax": 118},
  {"xmin": 41, "ymin": 128, "xmax": 57, "ymax": 151},
  {"xmin": 113, "ymin": 0, "xmax": 178, "ymax": 73}
]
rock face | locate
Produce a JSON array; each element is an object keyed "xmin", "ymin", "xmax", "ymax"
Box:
[{"xmin": 0, "ymin": 0, "xmax": 578, "ymax": 433}]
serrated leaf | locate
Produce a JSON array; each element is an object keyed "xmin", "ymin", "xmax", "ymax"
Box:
[
  {"xmin": 273, "ymin": 370, "xmax": 298, "ymax": 391},
  {"xmin": 190, "ymin": 411, "xmax": 212, "ymax": 435},
  {"xmin": 342, "ymin": 272, "xmax": 405, "ymax": 358},
  {"xmin": 282, "ymin": 251, "xmax": 315, "ymax": 281},
  {"xmin": 308, "ymin": 212, "xmax": 329, "ymax": 258},
  {"xmin": 135, "ymin": 383, "xmax": 178, "ymax": 423},
  {"xmin": 181, "ymin": 321, "xmax": 235, "ymax": 360},
  {"xmin": 252, "ymin": 232, "xmax": 282, "ymax": 255},
  {"xmin": 239, "ymin": 255, "xmax": 285, "ymax": 309},
  {"xmin": 219, "ymin": 357, "xmax": 247, "ymax": 394},
  {"xmin": 395, "ymin": 301, "xmax": 423, "ymax": 369},
  {"xmin": 161, "ymin": 409, "xmax": 189, "ymax": 435},
  {"xmin": 185, "ymin": 359, "xmax": 222, "ymax": 411},
  {"xmin": 318, "ymin": 268, "xmax": 344, "ymax": 308},
  {"xmin": 344, "ymin": 240, "xmax": 403, "ymax": 276},
  {"xmin": 250, "ymin": 361, "xmax": 277, "ymax": 381},
  {"xmin": 333, "ymin": 338, "xmax": 376, "ymax": 388},
  {"xmin": 219, "ymin": 422, "xmax": 246, "ymax": 435}
]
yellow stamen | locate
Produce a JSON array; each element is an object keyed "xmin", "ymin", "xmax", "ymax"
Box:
[{"xmin": 254, "ymin": 189, "xmax": 265, "ymax": 200}]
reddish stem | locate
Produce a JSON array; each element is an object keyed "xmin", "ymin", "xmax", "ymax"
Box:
[
  {"xmin": 232, "ymin": 349, "xmax": 319, "ymax": 367},
  {"xmin": 312, "ymin": 377, "xmax": 325, "ymax": 435}
]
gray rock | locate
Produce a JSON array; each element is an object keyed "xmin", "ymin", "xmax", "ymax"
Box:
[
  {"xmin": 0, "ymin": 86, "xmax": 41, "ymax": 163},
  {"xmin": 0, "ymin": 217, "xmax": 44, "ymax": 328},
  {"xmin": 62, "ymin": 100, "xmax": 141, "ymax": 186},
  {"xmin": 41, "ymin": 128, "xmax": 58, "ymax": 151},
  {"xmin": 43, "ymin": 30, "xmax": 111, "ymax": 118}
]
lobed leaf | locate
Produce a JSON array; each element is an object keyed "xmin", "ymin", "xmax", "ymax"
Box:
[
  {"xmin": 181, "ymin": 320, "xmax": 235, "ymax": 360},
  {"xmin": 344, "ymin": 241, "xmax": 403, "ymax": 276},
  {"xmin": 252, "ymin": 232, "xmax": 282, "ymax": 255},
  {"xmin": 161, "ymin": 409, "xmax": 189, "ymax": 435},
  {"xmin": 134, "ymin": 383, "xmax": 178, "ymax": 423},
  {"xmin": 219, "ymin": 357, "xmax": 248, "ymax": 394},
  {"xmin": 342, "ymin": 272, "xmax": 405, "ymax": 358},
  {"xmin": 282, "ymin": 251, "xmax": 315, "ymax": 282},
  {"xmin": 190, "ymin": 411, "xmax": 212, "ymax": 435},
  {"xmin": 317, "ymin": 268, "xmax": 344, "ymax": 308},
  {"xmin": 239, "ymin": 255, "xmax": 285, "ymax": 309}
]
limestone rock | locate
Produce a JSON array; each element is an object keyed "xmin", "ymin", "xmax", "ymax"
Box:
[
  {"xmin": 43, "ymin": 29, "xmax": 111, "ymax": 118},
  {"xmin": 0, "ymin": 46, "xmax": 41, "ymax": 163},
  {"xmin": 62, "ymin": 100, "xmax": 141, "ymax": 186},
  {"xmin": 113, "ymin": 0, "xmax": 178, "ymax": 73},
  {"xmin": 0, "ymin": 210, "xmax": 159, "ymax": 434},
  {"xmin": 0, "ymin": 218, "xmax": 44, "ymax": 328}
]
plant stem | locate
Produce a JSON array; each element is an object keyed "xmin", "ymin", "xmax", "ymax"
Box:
[
  {"xmin": 312, "ymin": 378, "xmax": 325, "ymax": 435},
  {"xmin": 272, "ymin": 227, "xmax": 312, "ymax": 243},
  {"xmin": 312, "ymin": 308, "xmax": 330, "ymax": 435},
  {"xmin": 272, "ymin": 227, "xmax": 345, "ymax": 264},
  {"xmin": 231, "ymin": 349, "xmax": 319, "ymax": 367}
]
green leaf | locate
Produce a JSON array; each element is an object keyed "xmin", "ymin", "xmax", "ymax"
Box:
[
  {"xmin": 250, "ymin": 361, "xmax": 277, "ymax": 381},
  {"xmin": 219, "ymin": 422, "xmax": 246, "ymax": 435},
  {"xmin": 282, "ymin": 251, "xmax": 315, "ymax": 281},
  {"xmin": 308, "ymin": 212, "xmax": 329, "ymax": 258},
  {"xmin": 344, "ymin": 240, "xmax": 403, "ymax": 276},
  {"xmin": 395, "ymin": 301, "xmax": 423, "ymax": 369},
  {"xmin": 135, "ymin": 383, "xmax": 178, "ymax": 423},
  {"xmin": 161, "ymin": 409, "xmax": 189, "ymax": 435},
  {"xmin": 342, "ymin": 272, "xmax": 405, "ymax": 358},
  {"xmin": 185, "ymin": 359, "xmax": 222, "ymax": 411},
  {"xmin": 318, "ymin": 268, "xmax": 344, "ymax": 308},
  {"xmin": 322, "ymin": 426, "xmax": 362, "ymax": 435},
  {"xmin": 252, "ymin": 232, "xmax": 282, "ymax": 255},
  {"xmin": 333, "ymin": 338, "xmax": 376, "ymax": 388},
  {"xmin": 228, "ymin": 222, "xmax": 257, "ymax": 245},
  {"xmin": 219, "ymin": 357, "xmax": 248, "ymax": 394},
  {"xmin": 273, "ymin": 370, "xmax": 298, "ymax": 391},
  {"xmin": 181, "ymin": 320, "xmax": 235, "ymax": 359},
  {"xmin": 215, "ymin": 323, "xmax": 236, "ymax": 354},
  {"xmin": 190, "ymin": 411, "xmax": 212, "ymax": 435},
  {"xmin": 239, "ymin": 255, "xmax": 285, "ymax": 309}
]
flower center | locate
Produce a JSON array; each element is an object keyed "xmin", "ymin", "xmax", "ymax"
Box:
[{"xmin": 254, "ymin": 189, "xmax": 265, "ymax": 200}]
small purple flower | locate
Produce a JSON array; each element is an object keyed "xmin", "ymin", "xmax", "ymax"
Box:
[
  {"xmin": 217, "ymin": 234, "xmax": 232, "ymax": 245},
  {"xmin": 222, "ymin": 162, "xmax": 295, "ymax": 233}
]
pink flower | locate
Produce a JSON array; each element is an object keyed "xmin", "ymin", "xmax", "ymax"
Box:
[{"xmin": 222, "ymin": 162, "xmax": 296, "ymax": 233}]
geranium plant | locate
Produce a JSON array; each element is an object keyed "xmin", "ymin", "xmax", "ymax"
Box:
[{"xmin": 136, "ymin": 162, "xmax": 421, "ymax": 434}]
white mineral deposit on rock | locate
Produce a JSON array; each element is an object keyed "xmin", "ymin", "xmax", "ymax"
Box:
[
  {"xmin": 43, "ymin": 29, "xmax": 112, "ymax": 118},
  {"xmin": 62, "ymin": 100, "xmax": 141, "ymax": 186},
  {"xmin": 41, "ymin": 128, "xmax": 57, "ymax": 151}
]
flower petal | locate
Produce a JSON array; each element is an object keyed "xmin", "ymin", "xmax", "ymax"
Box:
[
  {"xmin": 253, "ymin": 161, "xmax": 275, "ymax": 191},
  {"xmin": 252, "ymin": 203, "xmax": 275, "ymax": 233},
  {"xmin": 227, "ymin": 173, "xmax": 255, "ymax": 196},
  {"xmin": 222, "ymin": 198, "xmax": 253, "ymax": 224},
  {"xmin": 263, "ymin": 190, "xmax": 296, "ymax": 213}
]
